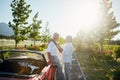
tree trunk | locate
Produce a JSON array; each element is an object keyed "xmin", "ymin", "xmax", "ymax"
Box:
[
  {"xmin": 15, "ymin": 40, "xmax": 18, "ymax": 49},
  {"xmin": 34, "ymin": 40, "xmax": 35, "ymax": 48}
]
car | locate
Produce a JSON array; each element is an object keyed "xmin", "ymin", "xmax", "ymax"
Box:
[{"xmin": 0, "ymin": 49, "xmax": 57, "ymax": 80}]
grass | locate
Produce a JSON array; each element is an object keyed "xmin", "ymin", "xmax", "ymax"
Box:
[
  {"xmin": 76, "ymin": 51, "xmax": 120, "ymax": 80},
  {"xmin": 0, "ymin": 40, "xmax": 42, "ymax": 47},
  {"xmin": 0, "ymin": 40, "xmax": 43, "ymax": 50}
]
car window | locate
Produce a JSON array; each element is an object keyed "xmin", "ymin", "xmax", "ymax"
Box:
[{"xmin": 3, "ymin": 51, "xmax": 44, "ymax": 61}]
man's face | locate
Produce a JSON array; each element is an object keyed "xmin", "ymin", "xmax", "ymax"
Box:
[
  {"xmin": 54, "ymin": 35, "xmax": 59, "ymax": 41},
  {"xmin": 56, "ymin": 36, "xmax": 59, "ymax": 41}
]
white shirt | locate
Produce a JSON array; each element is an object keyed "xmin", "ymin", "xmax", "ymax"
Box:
[
  {"xmin": 62, "ymin": 42, "xmax": 73, "ymax": 63},
  {"xmin": 46, "ymin": 41, "xmax": 58, "ymax": 56}
]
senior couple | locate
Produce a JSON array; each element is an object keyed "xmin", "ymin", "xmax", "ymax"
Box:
[{"xmin": 46, "ymin": 32, "xmax": 73, "ymax": 80}]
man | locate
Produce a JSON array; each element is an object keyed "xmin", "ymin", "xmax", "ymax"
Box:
[{"xmin": 46, "ymin": 32, "xmax": 64, "ymax": 80}]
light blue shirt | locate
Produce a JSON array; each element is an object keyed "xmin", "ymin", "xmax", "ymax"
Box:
[{"xmin": 62, "ymin": 42, "xmax": 73, "ymax": 63}]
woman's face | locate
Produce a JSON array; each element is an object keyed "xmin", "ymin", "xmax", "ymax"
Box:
[{"xmin": 66, "ymin": 36, "xmax": 72, "ymax": 42}]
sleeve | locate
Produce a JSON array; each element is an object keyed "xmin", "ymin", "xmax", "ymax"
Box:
[
  {"xmin": 62, "ymin": 44, "xmax": 73, "ymax": 56},
  {"xmin": 46, "ymin": 42, "xmax": 53, "ymax": 53}
]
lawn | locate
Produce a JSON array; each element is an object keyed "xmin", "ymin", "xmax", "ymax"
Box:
[{"xmin": 76, "ymin": 51, "xmax": 120, "ymax": 80}]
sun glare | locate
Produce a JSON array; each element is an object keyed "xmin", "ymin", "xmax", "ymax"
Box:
[{"xmin": 62, "ymin": 0, "xmax": 100, "ymax": 35}]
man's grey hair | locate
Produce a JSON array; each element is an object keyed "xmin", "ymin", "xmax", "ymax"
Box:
[{"xmin": 52, "ymin": 32, "xmax": 59, "ymax": 38}]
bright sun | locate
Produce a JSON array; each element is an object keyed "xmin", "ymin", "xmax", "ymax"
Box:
[{"xmin": 61, "ymin": 0, "xmax": 100, "ymax": 36}]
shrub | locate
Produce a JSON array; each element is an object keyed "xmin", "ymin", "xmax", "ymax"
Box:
[
  {"xmin": 114, "ymin": 47, "xmax": 120, "ymax": 60},
  {"xmin": 27, "ymin": 45, "xmax": 45, "ymax": 51},
  {"xmin": 112, "ymin": 68, "xmax": 120, "ymax": 80}
]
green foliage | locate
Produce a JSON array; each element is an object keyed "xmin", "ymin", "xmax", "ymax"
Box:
[
  {"xmin": 41, "ymin": 21, "xmax": 51, "ymax": 44},
  {"xmin": 73, "ymin": 32, "xmax": 83, "ymax": 51},
  {"xmin": 112, "ymin": 68, "xmax": 120, "ymax": 80},
  {"xmin": 29, "ymin": 12, "xmax": 42, "ymax": 47},
  {"xmin": 95, "ymin": 0, "xmax": 120, "ymax": 51},
  {"xmin": 76, "ymin": 51, "xmax": 120, "ymax": 80},
  {"xmin": 0, "ymin": 35, "xmax": 14, "ymax": 39},
  {"xmin": 40, "ymin": 44, "xmax": 47, "ymax": 49},
  {"xmin": 74, "ymin": 0, "xmax": 120, "ymax": 53},
  {"xmin": 9, "ymin": 0, "xmax": 32, "ymax": 48},
  {"xmin": 90, "ymin": 56, "xmax": 99, "ymax": 66},
  {"xmin": 114, "ymin": 46, "xmax": 120, "ymax": 60},
  {"xmin": 58, "ymin": 37, "xmax": 65, "ymax": 44},
  {"xmin": 27, "ymin": 45, "xmax": 44, "ymax": 51}
]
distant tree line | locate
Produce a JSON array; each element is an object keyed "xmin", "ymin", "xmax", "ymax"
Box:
[
  {"xmin": 0, "ymin": 35, "xmax": 13, "ymax": 39},
  {"xmin": 108, "ymin": 40, "xmax": 120, "ymax": 45}
]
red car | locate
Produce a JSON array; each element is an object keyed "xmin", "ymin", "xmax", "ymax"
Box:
[{"xmin": 0, "ymin": 50, "xmax": 57, "ymax": 80}]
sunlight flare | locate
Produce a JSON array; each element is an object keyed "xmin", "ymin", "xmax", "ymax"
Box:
[{"xmin": 62, "ymin": 0, "xmax": 101, "ymax": 35}]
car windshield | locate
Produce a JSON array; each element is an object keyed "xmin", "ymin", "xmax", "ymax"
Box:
[
  {"xmin": 2, "ymin": 51, "xmax": 44, "ymax": 61},
  {"xmin": 0, "ymin": 50, "xmax": 47, "ymax": 76}
]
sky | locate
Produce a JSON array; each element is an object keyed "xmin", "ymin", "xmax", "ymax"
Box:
[{"xmin": 0, "ymin": 0, "xmax": 120, "ymax": 39}]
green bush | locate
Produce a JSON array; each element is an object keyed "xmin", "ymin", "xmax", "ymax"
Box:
[
  {"xmin": 40, "ymin": 44, "xmax": 47, "ymax": 49},
  {"xmin": 112, "ymin": 68, "xmax": 120, "ymax": 80},
  {"xmin": 114, "ymin": 47, "xmax": 120, "ymax": 59},
  {"xmin": 27, "ymin": 45, "xmax": 45, "ymax": 51}
]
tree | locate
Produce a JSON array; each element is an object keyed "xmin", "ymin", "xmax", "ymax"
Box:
[
  {"xmin": 29, "ymin": 12, "xmax": 42, "ymax": 47},
  {"xmin": 58, "ymin": 36, "xmax": 65, "ymax": 45},
  {"xmin": 96, "ymin": 0, "xmax": 119, "ymax": 52},
  {"xmin": 9, "ymin": 0, "xmax": 32, "ymax": 48},
  {"xmin": 41, "ymin": 21, "xmax": 51, "ymax": 45},
  {"xmin": 73, "ymin": 31, "xmax": 84, "ymax": 51}
]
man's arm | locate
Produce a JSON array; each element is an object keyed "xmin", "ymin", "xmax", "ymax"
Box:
[
  {"xmin": 57, "ymin": 46, "xmax": 63, "ymax": 53},
  {"xmin": 47, "ymin": 52, "xmax": 54, "ymax": 64}
]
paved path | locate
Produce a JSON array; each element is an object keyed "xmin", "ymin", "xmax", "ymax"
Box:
[
  {"xmin": 71, "ymin": 53, "xmax": 86, "ymax": 80},
  {"xmin": 59, "ymin": 52, "xmax": 86, "ymax": 80}
]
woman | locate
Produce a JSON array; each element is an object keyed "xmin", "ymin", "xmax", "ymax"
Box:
[{"xmin": 62, "ymin": 35, "xmax": 73, "ymax": 80}]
